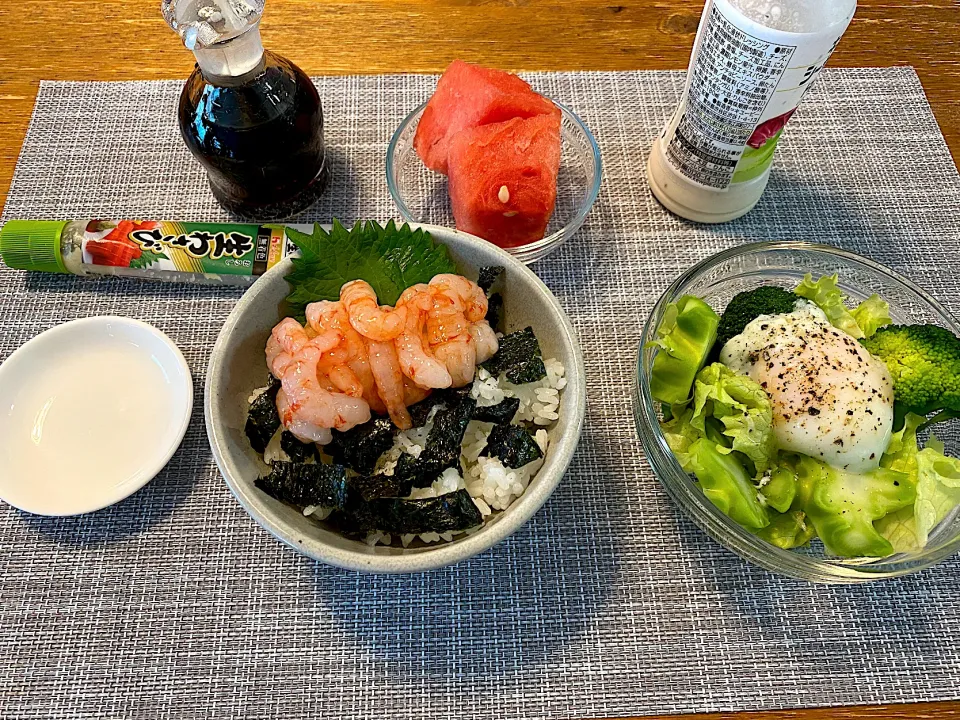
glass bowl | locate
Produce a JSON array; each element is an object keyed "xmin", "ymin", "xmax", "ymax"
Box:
[
  {"xmin": 386, "ymin": 100, "xmax": 602, "ymax": 264},
  {"xmin": 634, "ymin": 242, "xmax": 960, "ymax": 583}
]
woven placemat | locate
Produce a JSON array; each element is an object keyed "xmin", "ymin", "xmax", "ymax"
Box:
[{"xmin": 2, "ymin": 68, "xmax": 960, "ymax": 720}]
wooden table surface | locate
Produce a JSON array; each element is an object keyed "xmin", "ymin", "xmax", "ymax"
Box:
[{"xmin": 1, "ymin": 1, "xmax": 959, "ymax": 719}]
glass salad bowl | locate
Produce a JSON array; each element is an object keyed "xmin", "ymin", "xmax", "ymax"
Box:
[
  {"xmin": 634, "ymin": 242, "xmax": 960, "ymax": 583},
  {"xmin": 386, "ymin": 100, "xmax": 602, "ymax": 265}
]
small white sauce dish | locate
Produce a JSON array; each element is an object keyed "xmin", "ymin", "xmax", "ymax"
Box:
[{"xmin": 0, "ymin": 316, "xmax": 193, "ymax": 516}]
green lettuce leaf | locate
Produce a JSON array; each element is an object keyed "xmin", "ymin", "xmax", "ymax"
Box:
[
  {"xmin": 794, "ymin": 273, "xmax": 864, "ymax": 339},
  {"xmin": 880, "ymin": 412, "xmax": 925, "ymax": 476},
  {"xmin": 873, "ymin": 413, "xmax": 925, "ymax": 551},
  {"xmin": 751, "ymin": 509, "xmax": 816, "ymax": 550},
  {"xmin": 875, "ymin": 416, "xmax": 960, "ymax": 552},
  {"xmin": 874, "ymin": 506, "xmax": 920, "ymax": 554},
  {"xmin": 648, "ymin": 296, "xmax": 719, "ymax": 405},
  {"xmin": 851, "ymin": 294, "xmax": 893, "ymax": 338},
  {"xmin": 688, "ymin": 438, "xmax": 769, "ymax": 530},
  {"xmin": 659, "ymin": 405, "xmax": 768, "ymax": 529},
  {"xmin": 913, "ymin": 441, "xmax": 960, "ymax": 547},
  {"xmin": 691, "ymin": 363, "xmax": 776, "ymax": 473},
  {"xmin": 660, "ymin": 407, "xmax": 701, "ymax": 474},
  {"xmin": 795, "ymin": 455, "xmax": 915, "ymax": 557},
  {"xmin": 283, "ymin": 219, "xmax": 456, "ymax": 317},
  {"xmin": 881, "ymin": 438, "xmax": 960, "ymax": 552}
]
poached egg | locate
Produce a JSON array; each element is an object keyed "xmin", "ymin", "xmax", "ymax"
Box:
[{"xmin": 720, "ymin": 304, "xmax": 894, "ymax": 473}]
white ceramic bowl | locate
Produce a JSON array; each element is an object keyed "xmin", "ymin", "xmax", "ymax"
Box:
[
  {"xmin": 205, "ymin": 225, "xmax": 586, "ymax": 573},
  {"xmin": 0, "ymin": 317, "xmax": 193, "ymax": 516}
]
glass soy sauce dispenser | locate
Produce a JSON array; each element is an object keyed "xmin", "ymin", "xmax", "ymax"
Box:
[{"xmin": 162, "ymin": 0, "xmax": 328, "ymax": 220}]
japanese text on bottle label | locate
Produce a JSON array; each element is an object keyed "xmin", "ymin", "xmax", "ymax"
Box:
[{"xmin": 665, "ymin": 4, "xmax": 796, "ymax": 190}]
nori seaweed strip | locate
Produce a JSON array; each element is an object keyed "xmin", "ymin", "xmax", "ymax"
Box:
[
  {"xmin": 326, "ymin": 417, "xmax": 397, "ymax": 474},
  {"xmin": 244, "ymin": 379, "xmax": 281, "ymax": 453},
  {"xmin": 481, "ymin": 424, "xmax": 544, "ymax": 468},
  {"xmin": 280, "ymin": 431, "xmax": 319, "ymax": 463},
  {"xmin": 472, "ymin": 397, "xmax": 521, "ymax": 424},
  {"xmin": 334, "ymin": 490, "xmax": 483, "ymax": 534},
  {"xmin": 329, "ymin": 492, "xmax": 378, "ymax": 535},
  {"xmin": 407, "ymin": 396, "xmax": 438, "ymax": 428},
  {"xmin": 394, "ymin": 396, "xmax": 477, "ymax": 487},
  {"xmin": 486, "ymin": 293, "xmax": 504, "ymax": 331},
  {"xmin": 407, "ymin": 385, "xmax": 473, "ymax": 428},
  {"xmin": 348, "ymin": 473, "xmax": 412, "ymax": 503},
  {"xmin": 256, "ymin": 461, "xmax": 349, "ymax": 509},
  {"xmin": 478, "ymin": 266, "xmax": 504, "ymax": 293},
  {"xmin": 372, "ymin": 490, "xmax": 483, "ymax": 533},
  {"xmin": 481, "ymin": 327, "xmax": 547, "ymax": 384}
]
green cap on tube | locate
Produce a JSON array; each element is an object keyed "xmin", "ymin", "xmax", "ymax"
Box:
[{"xmin": 0, "ymin": 220, "xmax": 70, "ymax": 274}]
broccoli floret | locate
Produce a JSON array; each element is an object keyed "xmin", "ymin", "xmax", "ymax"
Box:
[
  {"xmin": 715, "ymin": 286, "xmax": 800, "ymax": 351},
  {"xmin": 861, "ymin": 324, "xmax": 960, "ymax": 418}
]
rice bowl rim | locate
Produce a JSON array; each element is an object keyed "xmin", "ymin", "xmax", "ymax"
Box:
[{"xmin": 205, "ymin": 224, "xmax": 586, "ymax": 573}]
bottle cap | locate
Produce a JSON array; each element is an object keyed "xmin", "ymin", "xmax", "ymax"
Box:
[{"xmin": 0, "ymin": 220, "xmax": 70, "ymax": 274}]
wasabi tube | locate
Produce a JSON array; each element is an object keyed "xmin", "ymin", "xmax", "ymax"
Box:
[{"xmin": 0, "ymin": 219, "xmax": 311, "ymax": 285}]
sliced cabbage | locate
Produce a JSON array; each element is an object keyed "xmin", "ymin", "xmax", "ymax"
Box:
[
  {"xmin": 660, "ymin": 407, "xmax": 700, "ymax": 474},
  {"xmin": 760, "ymin": 466, "xmax": 798, "ymax": 513},
  {"xmin": 851, "ymin": 294, "xmax": 892, "ymax": 338},
  {"xmin": 794, "ymin": 273, "xmax": 863, "ymax": 339},
  {"xmin": 795, "ymin": 455, "xmax": 914, "ymax": 557},
  {"xmin": 687, "ymin": 438, "xmax": 769, "ymax": 530},
  {"xmin": 649, "ymin": 296, "xmax": 719, "ymax": 405},
  {"xmin": 691, "ymin": 363, "xmax": 776, "ymax": 473}
]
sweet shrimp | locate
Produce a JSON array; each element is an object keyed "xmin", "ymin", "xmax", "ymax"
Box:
[
  {"xmin": 425, "ymin": 282, "xmax": 477, "ymax": 387},
  {"xmin": 267, "ymin": 317, "xmax": 311, "ymax": 379},
  {"xmin": 395, "ymin": 285, "xmax": 453, "ymax": 389},
  {"xmin": 429, "ymin": 274, "xmax": 488, "ymax": 322},
  {"xmin": 279, "ymin": 341, "xmax": 371, "ymax": 438},
  {"xmin": 470, "ymin": 320, "xmax": 499, "ymax": 364},
  {"xmin": 307, "ymin": 300, "xmax": 386, "ymax": 413},
  {"xmin": 265, "ymin": 334, "xmax": 290, "ymax": 379},
  {"xmin": 341, "ymin": 280, "xmax": 407, "ymax": 341},
  {"xmin": 276, "ymin": 387, "xmax": 332, "ymax": 446},
  {"xmin": 366, "ymin": 339, "xmax": 413, "ymax": 430}
]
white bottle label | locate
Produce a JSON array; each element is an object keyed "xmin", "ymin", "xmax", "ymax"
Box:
[{"xmin": 661, "ymin": 0, "xmax": 854, "ymax": 191}]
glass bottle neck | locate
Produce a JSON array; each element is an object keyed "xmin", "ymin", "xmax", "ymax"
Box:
[{"xmin": 192, "ymin": 27, "xmax": 266, "ymax": 84}]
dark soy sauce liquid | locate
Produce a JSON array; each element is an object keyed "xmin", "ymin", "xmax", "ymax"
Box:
[{"xmin": 179, "ymin": 51, "xmax": 328, "ymax": 221}]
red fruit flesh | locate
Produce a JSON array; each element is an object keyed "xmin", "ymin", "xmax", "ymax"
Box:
[
  {"xmin": 86, "ymin": 238, "xmax": 138, "ymax": 267},
  {"xmin": 414, "ymin": 60, "xmax": 560, "ymax": 175},
  {"xmin": 447, "ymin": 114, "xmax": 561, "ymax": 248}
]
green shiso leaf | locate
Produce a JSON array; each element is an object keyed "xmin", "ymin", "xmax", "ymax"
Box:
[
  {"xmin": 129, "ymin": 249, "xmax": 168, "ymax": 270},
  {"xmin": 283, "ymin": 219, "xmax": 457, "ymax": 318}
]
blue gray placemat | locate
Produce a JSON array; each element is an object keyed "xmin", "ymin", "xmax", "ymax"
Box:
[{"xmin": 2, "ymin": 68, "xmax": 960, "ymax": 720}]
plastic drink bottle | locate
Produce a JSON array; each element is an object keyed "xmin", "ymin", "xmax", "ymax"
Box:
[{"xmin": 648, "ymin": 0, "xmax": 857, "ymax": 223}]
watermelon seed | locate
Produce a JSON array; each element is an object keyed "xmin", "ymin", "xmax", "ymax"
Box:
[{"xmin": 498, "ymin": 185, "xmax": 510, "ymax": 203}]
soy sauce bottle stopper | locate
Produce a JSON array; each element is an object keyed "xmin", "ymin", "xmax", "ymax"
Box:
[
  {"xmin": 162, "ymin": 0, "xmax": 328, "ymax": 221},
  {"xmin": 162, "ymin": 0, "xmax": 266, "ymax": 80}
]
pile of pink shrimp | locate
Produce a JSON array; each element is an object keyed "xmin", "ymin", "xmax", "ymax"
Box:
[{"xmin": 265, "ymin": 274, "xmax": 499, "ymax": 442}]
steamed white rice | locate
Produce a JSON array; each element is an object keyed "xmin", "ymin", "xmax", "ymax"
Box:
[
  {"xmin": 362, "ymin": 357, "xmax": 564, "ymax": 546},
  {"xmin": 254, "ymin": 357, "xmax": 566, "ymax": 547}
]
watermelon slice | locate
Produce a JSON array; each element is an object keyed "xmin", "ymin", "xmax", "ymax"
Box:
[
  {"xmin": 447, "ymin": 114, "xmax": 562, "ymax": 248},
  {"xmin": 414, "ymin": 60, "xmax": 560, "ymax": 175}
]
